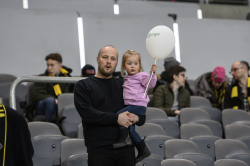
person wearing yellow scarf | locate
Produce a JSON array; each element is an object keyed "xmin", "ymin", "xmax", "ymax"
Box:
[
  {"xmin": 31, "ymin": 53, "xmax": 72, "ymax": 122},
  {"xmin": 224, "ymin": 61, "xmax": 250, "ymax": 111}
]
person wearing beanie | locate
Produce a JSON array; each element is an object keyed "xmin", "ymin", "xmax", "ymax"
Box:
[
  {"xmin": 195, "ymin": 66, "xmax": 230, "ymax": 110},
  {"xmin": 224, "ymin": 61, "xmax": 250, "ymax": 111},
  {"xmin": 153, "ymin": 57, "xmax": 194, "ymax": 96},
  {"xmin": 81, "ymin": 64, "xmax": 96, "ymax": 77}
]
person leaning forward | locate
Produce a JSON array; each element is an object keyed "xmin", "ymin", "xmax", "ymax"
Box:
[{"xmin": 74, "ymin": 45, "xmax": 145, "ymax": 166}]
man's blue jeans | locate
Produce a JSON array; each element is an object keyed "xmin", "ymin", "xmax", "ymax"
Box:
[
  {"xmin": 116, "ymin": 105, "xmax": 146, "ymax": 145},
  {"xmin": 35, "ymin": 97, "xmax": 57, "ymax": 122}
]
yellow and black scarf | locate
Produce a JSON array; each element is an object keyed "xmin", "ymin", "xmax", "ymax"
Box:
[
  {"xmin": 0, "ymin": 104, "xmax": 7, "ymax": 166},
  {"xmin": 213, "ymin": 88, "xmax": 225, "ymax": 108},
  {"xmin": 49, "ymin": 68, "xmax": 69, "ymax": 96},
  {"xmin": 231, "ymin": 77, "xmax": 250, "ymax": 109}
]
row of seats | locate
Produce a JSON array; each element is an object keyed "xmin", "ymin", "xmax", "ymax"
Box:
[{"xmin": 28, "ymin": 121, "xmax": 250, "ymax": 166}]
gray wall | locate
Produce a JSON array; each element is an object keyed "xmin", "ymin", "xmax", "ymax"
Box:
[{"xmin": 0, "ymin": 0, "xmax": 250, "ymax": 80}]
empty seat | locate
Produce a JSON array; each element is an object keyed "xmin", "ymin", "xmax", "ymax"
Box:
[
  {"xmin": 180, "ymin": 108, "xmax": 211, "ymax": 125},
  {"xmin": 61, "ymin": 139, "xmax": 87, "ymax": 166},
  {"xmin": 225, "ymin": 124, "xmax": 250, "ymax": 150},
  {"xmin": 61, "ymin": 105, "xmax": 81, "ymax": 138},
  {"xmin": 140, "ymin": 154, "xmax": 162, "ymax": 166},
  {"xmin": 181, "ymin": 124, "xmax": 221, "ymax": 161},
  {"xmin": 190, "ymin": 96, "xmax": 212, "ymax": 107},
  {"xmin": 147, "ymin": 119, "xmax": 180, "ymax": 138},
  {"xmin": 215, "ymin": 139, "xmax": 250, "ymax": 166},
  {"xmin": 190, "ymin": 120, "xmax": 223, "ymax": 138},
  {"xmin": 0, "ymin": 74, "xmax": 17, "ymax": 84},
  {"xmin": 214, "ymin": 159, "xmax": 248, "ymax": 166},
  {"xmin": 136, "ymin": 123, "xmax": 173, "ymax": 159},
  {"xmin": 165, "ymin": 139, "xmax": 213, "ymax": 166},
  {"xmin": 28, "ymin": 122, "xmax": 69, "ymax": 166},
  {"xmin": 222, "ymin": 109, "xmax": 250, "ymax": 130},
  {"xmin": 199, "ymin": 106, "xmax": 222, "ymax": 123},
  {"xmin": 58, "ymin": 93, "xmax": 74, "ymax": 116},
  {"xmin": 136, "ymin": 162, "xmax": 142, "ymax": 166},
  {"xmin": 78, "ymin": 123, "xmax": 83, "ymax": 138},
  {"xmin": 161, "ymin": 159, "xmax": 196, "ymax": 166},
  {"xmin": 146, "ymin": 107, "xmax": 168, "ymax": 121}
]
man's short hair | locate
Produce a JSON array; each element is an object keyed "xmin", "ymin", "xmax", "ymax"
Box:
[
  {"xmin": 166, "ymin": 65, "xmax": 186, "ymax": 84},
  {"xmin": 240, "ymin": 61, "xmax": 250, "ymax": 71},
  {"xmin": 45, "ymin": 53, "xmax": 62, "ymax": 63}
]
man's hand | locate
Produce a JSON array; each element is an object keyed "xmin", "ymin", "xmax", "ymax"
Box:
[
  {"xmin": 55, "ymin": 99, "xmax": 58, "ymax": 104},
  {"xmin": 118, "ymin": 111, "xmax": 133, "ymax": 128},
  {"xmin": 128, "ymin": 113, "xmax": 139, "ymax": 124},
  {"xmin": 175, "ymin": 110, "xmax": 180, "ymax": 115}
]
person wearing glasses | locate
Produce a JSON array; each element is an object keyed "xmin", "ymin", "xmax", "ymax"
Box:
[
  {"xmin": 195, "ymin": 66, "xmax": 230, "ymax": 110},
  {"xmin": 153, "ymin": 65, "xmax": 190, "ymax": 122},
  {"xmin": 224, "ymin": 61, "xmax": 250, "ymax": 111}
]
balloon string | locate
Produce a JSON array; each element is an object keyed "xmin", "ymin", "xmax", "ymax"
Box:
[{"xmin": 143, "ymin": 60, "xmax": 157, "ymax": 99}]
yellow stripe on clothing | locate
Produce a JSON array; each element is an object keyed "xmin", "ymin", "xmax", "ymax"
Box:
[{"xmin": 231, "ymin": 86, "xmax": 238, "ymax": 98}]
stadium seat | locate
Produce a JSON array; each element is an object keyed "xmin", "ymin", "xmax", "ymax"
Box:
[
  {"xmin": 140, "ymin": 154, "xmax": 162, "ymax": 166},
  {"xmin": 190, "ymin": 96, "xmax": 212, "ymax": 107},
  {"xmin": 198, "ymin": 106, "xmax": 222, "ymax": 124},
  {"xmin": 214, "ymin": 159, "xmax": 248, "ymax": 166},
  {"xmin": 78, "ymin": 123, "xmax": 84, "ymax": 138},
  {"xmin": 161, "ymin": 159, "xmax": 196, "ymax": 166},
  {"xmin": 58, "ymin": 93, "xmax": 74, "ymax": 116},
  {"xmin": 0, "ymin": 74, "xmax": 17, "ymax": 84},
  {"xmin": 180, "ymin": 108, "xmax": 211, "ymax": 125},
  {"xmin": 146, "ymin": 107, "xmax": 168, "ymax": 121}
]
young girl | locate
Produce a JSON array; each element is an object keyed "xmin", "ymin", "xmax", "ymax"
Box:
[{"xmin": 113, "ymin": 50, "xmax": 157, "ymax": 163}]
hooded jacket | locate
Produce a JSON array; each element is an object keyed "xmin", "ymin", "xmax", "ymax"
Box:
[{"xmin": 31, "ymin": 66, "xmax": 73, "ymax": 104}]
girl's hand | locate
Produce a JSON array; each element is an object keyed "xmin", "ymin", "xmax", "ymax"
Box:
[{"xmin": 151, "ymin": 64, "xmax": 157, "ymax": 74}]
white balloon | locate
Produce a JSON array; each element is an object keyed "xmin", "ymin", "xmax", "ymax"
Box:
[{"xmin": 146, "ymin": 25, "xmax": 175, "ymax": 60}]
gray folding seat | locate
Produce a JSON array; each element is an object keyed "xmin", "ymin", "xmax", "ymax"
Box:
[
  {"xmin": 165, "ymin": 139, "xmax": 213, "ymax": 166},
  {"xmin": 214, "ymin": 159, "xmax": 248, "ymax": 166},
  {"xmin": 180, "ymin": 108, "xmax": 223, "ymax": 137},
  {"xmin": 136, "ymin": 162, "xmax": 142, "ymax": 166},
  {"xmin": 58, "ymin": 93, "xmax": 74, "ymax": 116},
  {"xmin": 190, "ymin": 96, "xmax": 212, "ymax": 108},
  {"xmin": 28, "ymin": 122, "xmax": 69, "ymax": 166},
  {"xmin": 181, "ymin": 124, "xmax": 221, "ymax": 161},
  {"xmin": 225, "ymin": 124, "xmax": 250, "ymax": 150},
  {"xmin": 199, "ymin": 106, "xmax": 222, "ymax": 123},
  {"xmin": 78, "ymin": 123, "xmax": 84, "ymax": 138},
  {"xmin": 161, "ymin": 159, "xmax": 196, "ymax": 166},
  {"xmin": 140, "ymin": 154, "xmax": 162, "ymax": 166},
  {"xmin": 222, "ymin": 109, "xmax": 250, "ymax": 130},
  {"xmin": 61, "ymin": 105, "xmax": 81, "ymax": 138},
  {"xmin": 0, "ymin": 74, "xmax": 17, "ymax": 84},
  {"xmin": 146, "ymin": 107, "xmax": 168, "ymax": 121},
  {"xmin": 215, "ymin": 139, "xmax": 250, "ymax": 166},
  {"xmin": 61, "ymin": 139, "xmax": 87, "ymax": 166},
  {"xmin": 190, "ymin": 120, "xmax": 223, "ymax": 138},
  {"xmin": 136, "ymin": 123, "xmax": 174, "ymax": 159}
]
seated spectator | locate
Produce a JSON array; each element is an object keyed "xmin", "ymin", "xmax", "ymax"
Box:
[
  {"xmin": 153, "ymin": 65, "xmax": 190, "ymax": 120},
  {"xmin": 224, "ymin": 61, "xmax": 250, "ymax": 111},
  {"xmin": 81, "ymin": 64, "xmax": 95, "ymax": 77},
  {"xmin": 195, "ymin": 66, "xmax": 230, "ymax": 110},
  {"xmin": 153, "ymin": 57, "xmax": 193, "ymax": 95},
  {"xmin": 31, "ymin": 53, "xmax": 73, "ymax": 122},
  {"xmin": 0, "ymin": 104, "xmax": 34, "ymax": 166}
]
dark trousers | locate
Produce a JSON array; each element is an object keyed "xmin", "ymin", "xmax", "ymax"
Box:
[
  {"xmin": 88, "ymin": 145, "xmax": 135, "ymax": 166},
  {"xmin": 116, "ymin": 105, "xmax": 146, "ymax": 145}
]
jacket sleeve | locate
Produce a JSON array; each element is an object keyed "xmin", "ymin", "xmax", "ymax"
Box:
[
  {"xmin": 31, "ymin": 82, "xmax": 55, "ymax": 104},
  {"xmin": 186, "ymin": 91, "xmax": 191, "ymax": 107},
  {"xmin": 140, "ymin": 73, "xmax": 157, "ymax": 88},
  {"xmin": 10, "ymin": 108, "xmax": 34, "ymax": 166},
  {"xmin": 224, "ymin": 86, "xmax": 232, "ymax": 109},
  {"xmin": 74, "ymin": 81, "xmax": 118, "ymax": 125},
  {"xmin": 153, "ymin": 86, "xmax": 176, "ymax": 116}
]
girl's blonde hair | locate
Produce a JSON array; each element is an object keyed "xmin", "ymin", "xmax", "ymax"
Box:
[{"xmin": 121, "ymin": 50, "xmax": 144, "ymax": 77}]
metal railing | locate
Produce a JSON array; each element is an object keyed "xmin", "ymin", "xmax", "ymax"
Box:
[{"xmin": 9, "ymin": 76, "xmax": 84, "ymax": 110}]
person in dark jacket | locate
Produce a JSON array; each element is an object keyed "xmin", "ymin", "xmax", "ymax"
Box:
[
  {"xmin": 224, "ymin": 61, "xmax": 250, "ymax": 111},
  {"xmin": 74, "ymin": 45, "xmax": 146, "ymax": 166},
  {"xmin": 195, "ymin": 66, "xmax": 230, "ymax": 110},
  {"xmin": 0, "ymin": 104, "xmax": 34, "ymax": 166},
  {"xmin": 81, "ymin": 64, "xmax": 96, "ymax": 77},
  {"xmin": 153, "ymin": 65, "xmax": 190, "ymax": 122},
  {"xmin": 31, "ymin": 53, "xmax": 72, "ymax": 122},
  {"xmin": 153, "ymin": 57, "xmax": 193, "ymax": 95}
]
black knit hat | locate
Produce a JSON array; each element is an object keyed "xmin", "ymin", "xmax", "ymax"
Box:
[{"xmin": 81, "ymin": 64, "xmax": 95, "ymax": 77}]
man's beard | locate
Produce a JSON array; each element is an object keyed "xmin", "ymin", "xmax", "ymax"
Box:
[{"xmin": 98, "ymin": 65, "xmax": 115, "ymax": 77}]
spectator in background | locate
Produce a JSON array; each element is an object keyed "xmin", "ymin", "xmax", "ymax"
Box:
[
  {"xmin": 31, "ymin": 53, "xmax": 73, "ymax": 122},
  {"xmin": 81, "ymin": 64, "xmax": 96, "ymax": 77},
  {"xmin": 195, "ymin": 66, "xmax": 230, "ymax": 110},
  {"xmin": 0, "ymin": 104, "xmax": 34, "ymax": 166},
  {"xmin": 224, "ymin": 61, "xmax": 250, "ymax": 111},
  {"xmin": 153, "ymin": 65, "xmax": 190, "ymax": 122},
  {"xmin": 153, "ymin": 57, "xmax": 193, "ymax": 95}
]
